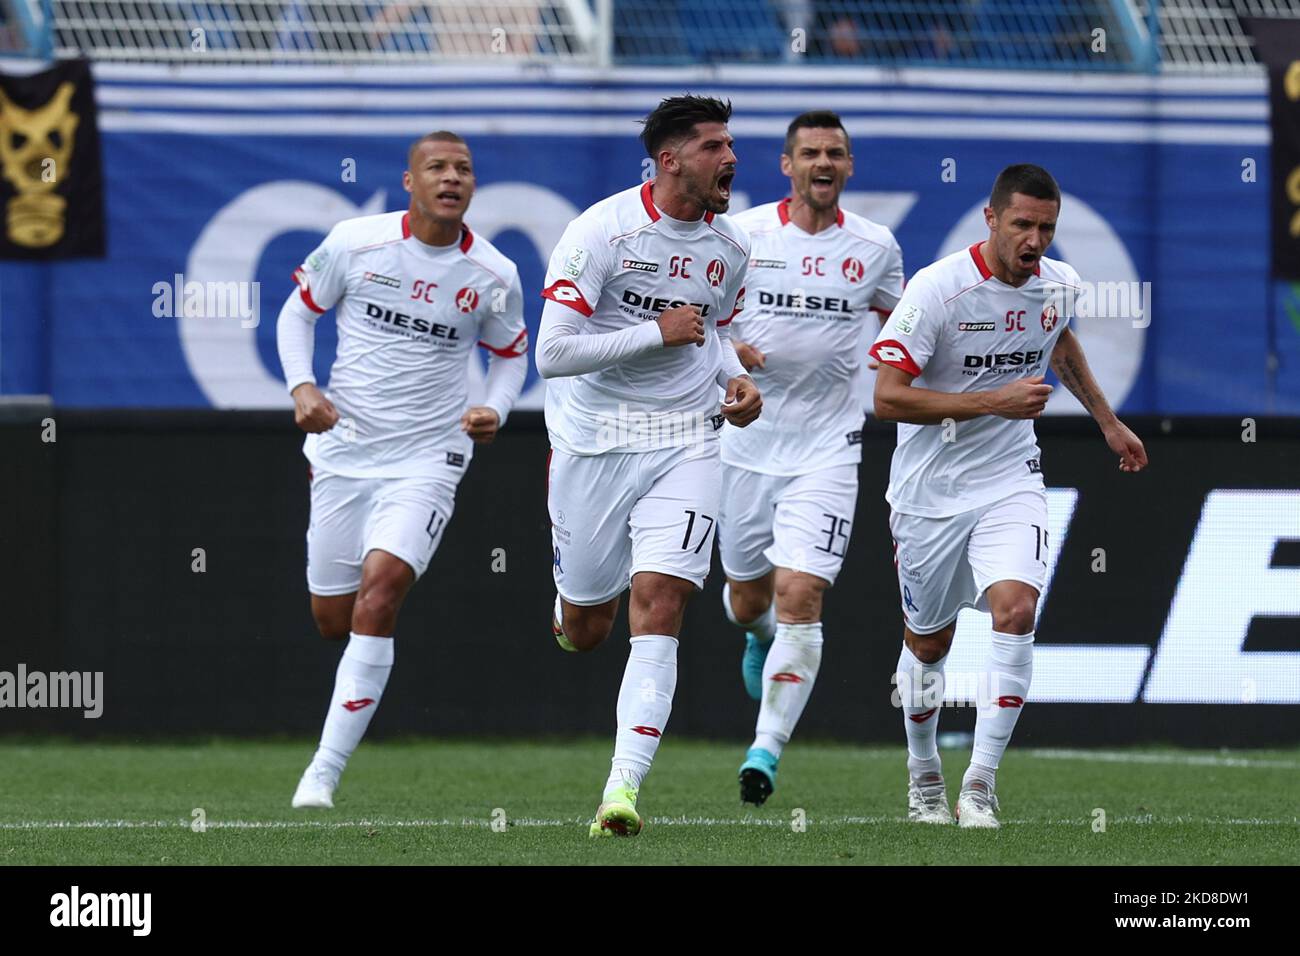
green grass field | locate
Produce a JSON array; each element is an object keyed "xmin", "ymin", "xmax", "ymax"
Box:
[{"xmin": 2, "ymin": 739, "xmax": 1297, "ymax": 865}]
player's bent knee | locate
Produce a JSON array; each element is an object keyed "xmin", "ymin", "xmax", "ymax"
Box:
[
  {"xmin": 630, "ymin": 574, "xmax": 694, "ymax": 635},
  {"xmin": 774, "ymin": 572, "xmax": 827, "ymax": 624},
  {"xmin": 906, "ymin": 624, "xmax": 955, "ymax": 663},
  {"xmin": 563, "ymin": 605, "xmax": 616, "ymax": 652},
  {"xmin": 728, "ymin": 582, "xmax": 771, "ymax": 625},
  {"xmin": 310, "ymin": 595, "xmax": 354, "ymax": 641},
  {"xmin": 993, "ymin": 603, "xmax": 1037, "ymax": 635}
]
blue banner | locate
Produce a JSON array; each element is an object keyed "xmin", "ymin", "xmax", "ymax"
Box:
[{"xmin": 1, "ymin": 64, "xmax": 1293, "ymax": 413}]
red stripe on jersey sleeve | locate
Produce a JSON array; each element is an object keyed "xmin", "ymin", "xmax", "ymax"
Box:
[
  {"xmin": 869, "ymin": 339, "xmax": 923, "ymax": 378},
  {"xmin": 479, "ymin": 328, "xmax": 529, "ymax": 358},
  {"xmin": 292, "ymin": 268, "xmax": 326, "ymax": 314},
  {"xmin": 719, "ymin": 284, "xmax": 745, "ymax": 326},
  {"xmin": 541, "ymin": 279, "xmax": 594, "ymax": 317}
]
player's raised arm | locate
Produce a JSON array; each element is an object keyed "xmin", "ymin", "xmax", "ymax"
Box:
[{"xmin": 1050, "ymin": 327, "xmax": 1148, "ymax": 472}]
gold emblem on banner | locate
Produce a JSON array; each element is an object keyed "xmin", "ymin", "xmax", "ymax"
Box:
[{"xmin": 0, "ymin": 81, "xmax": 79, "ymax": 248}]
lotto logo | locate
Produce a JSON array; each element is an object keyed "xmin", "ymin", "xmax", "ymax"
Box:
[
  {"xmin": 706, "ymin": 258, "xmax": 726, "ymax": 287},
  {"xmin": 542, "ymin": 279, "xmax": 594, "ymax": 316},
  {"xmin": 842, "ymin": 257, "xmax": 864, "ymax": 283},
  {"xmin": 870, "ymin": 338, "xmax": 922, "ymax": 377},
  {"xmin": 456, "ymin": 287, "xmax": 479, "ymax": 312}
]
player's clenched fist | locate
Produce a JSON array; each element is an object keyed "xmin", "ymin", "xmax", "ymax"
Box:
[
  {"xmin": 722, "ymin": 375, "xmax": 762, "ymax": 427},
  {"xmin": 657, "ymin": 304, "xmax": 706, "ymax": 348},
  {"xmin": 291, "ymin": 383, "xmax": 340, "ymax": 433},
  {"xmin": 987, "ymin": 374, "xmax": 1053, "ymax": 420},
  {"xmin": 460, "ymin": 406, "xmax": 501, "ymax": 444},
  {"xmin": 734, "ymin": 340, "xmax": 766, "ymax": 371}
]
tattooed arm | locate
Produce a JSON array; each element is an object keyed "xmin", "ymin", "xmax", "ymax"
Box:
[{"xmin": 1050, "ymin": 328, "xmax": 1148, "ymax": 472}]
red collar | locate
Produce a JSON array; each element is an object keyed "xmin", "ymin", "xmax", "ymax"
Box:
[
  {"xmin": 402, "ymin": 212, "xmax": 473, "ymax": 252},
  {"xmin": 969, "ymin": 241, "xmax": 1039, "ymax": 279},
  {"xmin": 777, "ymin": 197, "xmax": 843, "ymax": 228},
  {"xmin": 641, "ymin": 179, "xmax": 714, "ymax": 224}
]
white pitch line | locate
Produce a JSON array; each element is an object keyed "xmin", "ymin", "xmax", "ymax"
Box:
[
  {"xmin": 1, "ymin": 815, "xmax": 1295, "ymax": 831},
  {"xmin": 1022, "ymin": 749, "xmax": 1300, "ymax": 769}
]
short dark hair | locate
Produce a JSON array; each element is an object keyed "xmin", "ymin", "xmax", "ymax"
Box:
[
  {"xmin": 989, "ymin": 164, "xmax": 1060, "ymax": 212},
  {"xmin": 408, "ymin": 131, "xmax": 468, "ymax": 167},
  {"xmin": 639, "ymin": 95, "xmax": 733, "ymax": 160},
  {"xmin": 783, "ymin": 110, "xmax": 851, "ymax": 156}
]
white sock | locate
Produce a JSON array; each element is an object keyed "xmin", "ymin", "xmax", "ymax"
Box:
[
  {"xmin": 896, "ymin": 643, "xmax": 946, "ymax": 779},
  {"xmin": 312, "ymin": 633, "xmax": 394, "ymax": 774},
  {"xmin": 752, "ymin": 622, "xmax": 823, "ymax": 759},
  {"xmin": 722, "ymin": 582, "xmax": 776, "ymax": 643},
  {"xmin": 966, "ymin": 630, "xmax": 1034, "ymax": 792},
  {"xmin": 605, "ymin": 635, "xmax": 678, "ymax": 796}
]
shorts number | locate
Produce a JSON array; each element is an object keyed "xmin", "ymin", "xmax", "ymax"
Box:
[
  {"xmin": 1031, "ymin": 523, "xmax": 1048, "ymax": 566},
  {"xmin": 681, "ymin": 509, "xmax": 716, "ymax": 555},
  {"xmin": 815, "ymin": 513, "xmax": 851, "ymax": 557},
  {"xmin": 426, "ymin": 508, "xmax": 446, "ymax": 544}
]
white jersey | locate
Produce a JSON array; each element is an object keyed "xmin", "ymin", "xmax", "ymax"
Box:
[
  {"xmin": 722, "ymin": 199, "xmax": 903, "ymax": 475},
  {"xmin": 292, "ymin": 211, "xmax": 528, "ymax": 478},
  {"xmin": 869, "ymin": 243, "xmax": 1080, "ymax": 517},
  {"xmin": 540, "ymin": 180, "xmax": 750, "ymax": 455}
]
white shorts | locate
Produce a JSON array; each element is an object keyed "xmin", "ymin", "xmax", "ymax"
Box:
[
  {"xmin": 889, "ymin": 488, "xmax": 1049, "ymax": 634},
  {"xmin": 306, "ymin": 464, "xmax": 461, "ymax": 596},
  {"xmin": 718, "ymin": 463, "xmax": 859, "ymax": 586},
  {"xmin": 548, "ymin": 443, "xmax": 722, "ymax": 605}
]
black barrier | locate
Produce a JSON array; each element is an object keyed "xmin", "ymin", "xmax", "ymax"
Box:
[{"xmin": 2, "ymin": 410, "xmax": 1299, "ymax": 745}]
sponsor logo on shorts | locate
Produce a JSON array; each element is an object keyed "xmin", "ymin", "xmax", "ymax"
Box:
[
  {"xmin": 342, "ymin": 698, "xmax": 375, "ymax": 712},
  {"xmin": 553, "ymin": 545, "xmax": 563, "ymax": 573},
  {"xmin": 1026, "ymin": 458, "xmax": 1042, "ymax": 474},
  {"xmin": 364, "ymin": 271, "xmax": 401, "ymax": 288},
  {"xmin": 631, "ymin": 725, "xmax": 661, "ymax": 737},
  {"xmin": 446, "ymin": 452, "xmax": 465, "ymax": 467},
  {"xmin": 903, "ymin": 585, "xmax": 920, "ymax": 614},
  {"xmin": 621, "ymin": 258, "xmax": 659, "ymax": 273},
  {"xmin": 711, "ymin": 413, "xmax": 726, "ymax": 431},
  {"xmin": 846, "ymin": 429, "xmax": 863, "ymax": 446},
  {"xmin": 958, "ymin": 321, "xmax": 997, "ymax": 332},
  {"xmin": 749, "ymin": 258, "xmax": 786, "ymax": 269}
]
